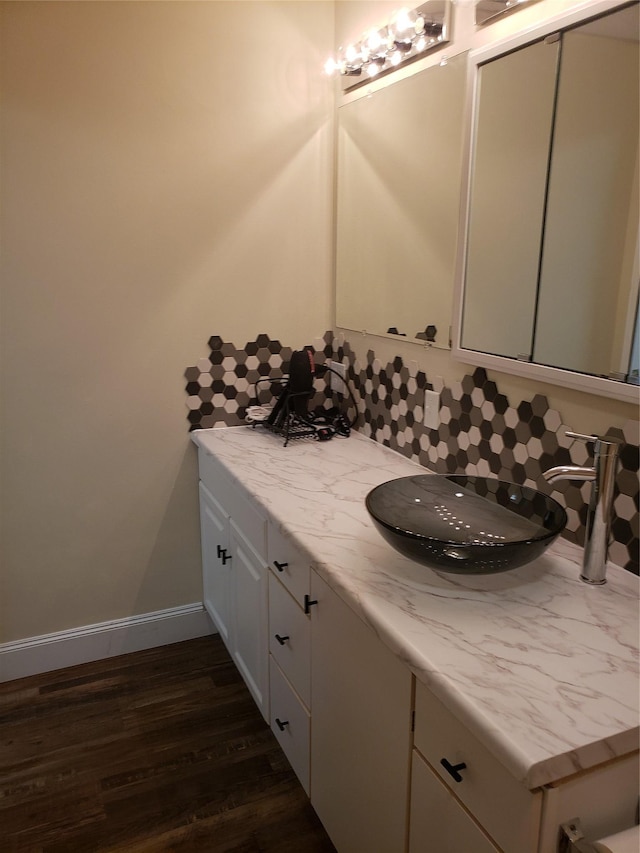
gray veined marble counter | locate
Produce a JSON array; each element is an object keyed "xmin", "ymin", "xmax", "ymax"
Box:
[{"xmin": 191, "ymin": 426, "xmax": 639, "ymax": 791}]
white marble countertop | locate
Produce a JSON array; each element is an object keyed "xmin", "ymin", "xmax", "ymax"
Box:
[{"xmin": 192, "ymin": 426, "xmax": 639, "ymax": 791}]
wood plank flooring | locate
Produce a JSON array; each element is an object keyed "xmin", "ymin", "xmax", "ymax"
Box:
[{"xmin": 0, "ymin": 635, "xmax": 337, "ymax": 853}]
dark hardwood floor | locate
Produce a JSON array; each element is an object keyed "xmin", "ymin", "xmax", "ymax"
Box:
[{"xmin": 0, "ymin": 635, "xmax": 337, "ymax": 853}]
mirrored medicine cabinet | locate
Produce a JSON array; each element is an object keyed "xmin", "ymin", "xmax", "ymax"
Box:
[
  {"xmin": 335, "ymin": 52, "xmax": 468, "ymax": 350},
  {"xmin": 455, "ymin": 0, "xmax": 639, "ymax": 402}
]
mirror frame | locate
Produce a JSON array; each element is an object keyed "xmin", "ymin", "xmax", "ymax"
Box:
[{"xmin": 452, "ymin": 0, "xmax": 639, "ymax": 404}]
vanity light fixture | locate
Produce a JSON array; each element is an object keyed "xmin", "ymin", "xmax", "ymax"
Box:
[{"xmin": 324, "ymin": 1, "xmax": 451, "ymax": 89}]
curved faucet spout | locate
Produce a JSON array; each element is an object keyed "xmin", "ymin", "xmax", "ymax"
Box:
[
  {"xmin": 542, "ymin": 433, "xmax": 622, "ymax": 585},
  {"xmin": 542, "ymin": 465, "xmax": 596, "ymax": 484}
]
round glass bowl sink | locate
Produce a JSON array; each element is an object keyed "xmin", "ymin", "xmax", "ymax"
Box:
[{"xmin": 365, "ymin": 475, "xmax": 567, "ymax": 574}]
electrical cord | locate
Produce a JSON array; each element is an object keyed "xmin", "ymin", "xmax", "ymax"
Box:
[
  {"xmin": 247, "ymin": 363, "xmax": 359, "ymax": 438},
  {"xmin": 314, "ymin": 363, "xmax": 359, "ymax": 429}
]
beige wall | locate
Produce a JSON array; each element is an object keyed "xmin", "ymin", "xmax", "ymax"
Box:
[
  {"xmin": 0, "ymin": 1, "xmax": 334, "ymax": 643},
  {"xmin": 2, "ymin": 0, "xmax": 636, "ymax": 647}
]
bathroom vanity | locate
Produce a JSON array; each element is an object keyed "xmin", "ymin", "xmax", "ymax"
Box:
[{"xmin": 192, "ymin": 426, "xmax": 639, "ymax": 853}]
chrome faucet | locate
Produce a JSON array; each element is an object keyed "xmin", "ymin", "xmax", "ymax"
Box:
[{"xmin": 542, "ymin": 432, "xmax": 622, "ymax": 585}]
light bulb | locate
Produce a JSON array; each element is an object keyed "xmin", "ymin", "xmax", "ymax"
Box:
[
  {"xmin": 331, "ymin": 5, "xmax": 447, "ymax": 85},
  {"xmin": 345, "ymin": 44, "xmax": 359, "ymax": 63},
  {"xmin": 324, "ymin": 57, "xmax": 338, "ymax": 76},
  {"xmin": 366, "ymin": 28, "xmax": 383, "ymax": 52},
  {"xmin": 391, "ymin": 8, "xmax": 414, "ymax": 38}
]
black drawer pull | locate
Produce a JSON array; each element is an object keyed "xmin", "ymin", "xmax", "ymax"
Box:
[
  {"xmin": 304, "ymin": 595, "xmax": 318, "ymax": 614},
  {"xmin": 216, "ymin": 545, "xmax": 231, "ymax": 565},
  {"xmin": 275, "ymin": 634, "xmax": 290, "ymax": 645},
  {"xmin": 440, "ymin": 758, "xmax": 467, "ymax": 783},
  {"xmin": 275, "ymin": 718, "xmax": 289, "ymax": 731},
  {"xmin": 273, "ymin": 560, "xmax": 289, "ymax": 572}
]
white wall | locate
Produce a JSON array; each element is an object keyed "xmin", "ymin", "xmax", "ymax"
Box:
[{"xmin": 0, "ymin": 1, "xmax": 334, "ymax": 644}]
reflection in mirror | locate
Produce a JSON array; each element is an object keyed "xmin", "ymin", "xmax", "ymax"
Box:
[
  {"xmin": 459, "ymin": 2, "xmax": 639, "ymax": 392},
  {"xmin": 336, "ymin": 53, "xmax": 467, "ymax": 347},
  {"xmin": 534, "ymin": 8, "xmax": 639, "ymax": 379},
  {"xmin": 330, "ymin": 1, "xmax": 452, "ymax": 92},
  {"xmin": 461, "ymin": 38, "xmax": 559, "ymax": 359},
  {"xmin": 475, "ymin": 0, "xmax": 541, "ymax": 28}
]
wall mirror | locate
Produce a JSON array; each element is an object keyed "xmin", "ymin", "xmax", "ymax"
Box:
[
  {"xmin": 455, "ymin": 0, "xmax": 639, "ymax": 401},
  {"xmin": 335, "ymin": 52, "xmax": 467, "ymax": 348}
]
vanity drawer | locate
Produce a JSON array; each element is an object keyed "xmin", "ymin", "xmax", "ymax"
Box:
[
  {"xmin": 269, "ymin": 657, "xmax": 310, "ymax": 795},
  {"xmin": 198, "ymin": 448, "xmax": 266, "ymax": 559},
  {"xmin": 268, "ymin": 573, "xmax": 310, "ymax": 707},
  {"xmin": 413, "ymin": 680, "xmax": 541, "ymax": 853},
  {"xmin": 267, "ymin": 523, "xmax": 310, "ymax": 606},
  {"xmin": 409, "ymin": 749, "xmax": 499, "ymax": 853}
]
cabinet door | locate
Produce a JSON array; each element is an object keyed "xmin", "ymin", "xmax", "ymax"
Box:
[
  {"xmin": 310, "ymin": 571, "xmax": 412, "ymax": 853},
  {"xmin": 269, "ymin": 657, "xmax": 310, "ymax": 795},
  {"xmin": 230, "ymin": 520, "xmax": 269, "ymax": 722},
  {"xmin": 409, "ymin": 750, "xmax": 499, "ymax": 853},
  {"xmin": 199, "ymin": 482, "xmax": 231, "ymax": 646},
  {"xmin": 268, "ymin": 572, "xmax": 311, "ymax": 707}
]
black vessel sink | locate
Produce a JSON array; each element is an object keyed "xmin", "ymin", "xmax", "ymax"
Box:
[{"xmin": 365, "ymin": 475, "xmax": 567, "ymax": 574}]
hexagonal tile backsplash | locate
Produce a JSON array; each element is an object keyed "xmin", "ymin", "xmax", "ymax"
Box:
[{"xmin": 185, "ymin": 332, "xmax": 639, "ymax": 576}]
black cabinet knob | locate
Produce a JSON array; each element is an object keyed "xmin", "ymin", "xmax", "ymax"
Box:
[
  {"xmin": 273, "ymin": 560, "xmax": 289, "ymax": 572},
  {"xmin": 216, "ymin": 545, "xmax": 231, "ymax": 565},
  {"xmin": 275, "ymin": 634, "xmax": 290, "ymax": 645},
  {"xmin": 304, "ymin": 595, "xmax": 318, "ymax": 614},
  {"xmin": 275, "ymin": 718, "xmax": 289, "ymax": 731},
  {"xmin": 440, "ymin": 758, "xmax": 467, "ymax": 783}
]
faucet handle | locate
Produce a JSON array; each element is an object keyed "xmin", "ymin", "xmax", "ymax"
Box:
[
  {"xmin": 566, "ymin": 430, "xmax": 622, "ymax": 444},
  {"xmin": 565, "ymin": 431, "xmax": 597, "ymax": 444},
  {"xmin": 566, "ymin": 431, "xmax": 623, "ymax": 456}
]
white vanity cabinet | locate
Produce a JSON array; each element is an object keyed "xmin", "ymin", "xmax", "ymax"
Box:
[
  {"xmin": 412, "ymin": 680, "xmax": 541, "ymax": 853},
  {"xmin": 228, "ymin": 521, "xmax": 269, "ymax": 718},
  {"xmin": 266, "ymin": 531, "xmax": 312, "ymax": 795},
  {"xmin": 198, "ymin": 482, "xmax": 232, "ymax": 647},
  {"xmin": 268, "ymin": 523, "xmax": 312, "ymax": 609},
  {"xmin": 193, "ymin": 429, "xmax": 639, "ymax": 853},
  {"xmin": 309, "ymin": 570, "xmax": 413, "ymax": 853},
  {"xmin": 197, "ymin": 447, "xmax": 269, "ymax": 721},
  {"xmin": 409, "ymin": 752, "xmax": 500, "ymax": 853},
  {"xmin": 410, "ymin": 680, "xmax": 640, "ymax": 853}
]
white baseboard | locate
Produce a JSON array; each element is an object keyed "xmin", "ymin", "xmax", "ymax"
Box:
[{"xmin": 0, "ymin": 603, "xmax": 215, "ymax": 683}]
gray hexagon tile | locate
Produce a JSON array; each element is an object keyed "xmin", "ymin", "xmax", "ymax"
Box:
[{"xmin": 185, "ymin": 334, "xmax": 638, "ymax": 576}]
